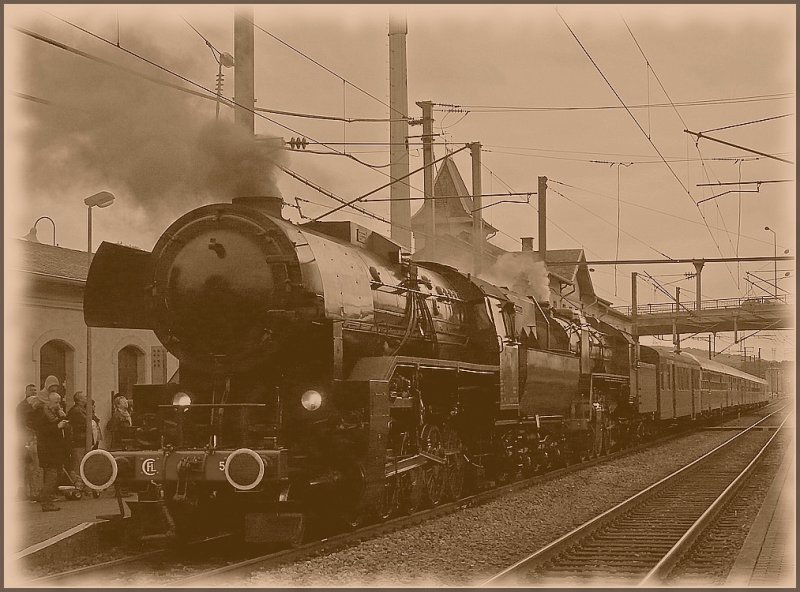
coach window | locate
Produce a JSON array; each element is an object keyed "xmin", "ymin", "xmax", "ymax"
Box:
[{"xmin": 118, "ymin": 345, "xmax": 146, "ymax": 398}]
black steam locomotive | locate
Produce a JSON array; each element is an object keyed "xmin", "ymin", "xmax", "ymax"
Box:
[{"xmin": 79, "ymin": 195, "xmax": 768, "ymax": 544}]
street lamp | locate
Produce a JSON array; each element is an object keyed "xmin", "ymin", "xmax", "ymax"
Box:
[
  {"xmin": 764, "ymin": 226, "xmax": 777, "ymax": 299},
  {"xmin": 84, "ymin": 191, "xmax": 115, "ymax": 451},
  {"xmin": 22, "ymin": 216, "xmax": 57, "ymax": 245}
]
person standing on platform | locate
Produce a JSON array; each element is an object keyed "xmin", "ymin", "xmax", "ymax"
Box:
[
  {"xmin": 107, "ymin": 394, "xmax": 133, "ymax": 450},
  {"xmin": 16, "ymin": 384, "xmax": 39, "ymax": 500},
  {"xmin": 66, "ymin": 391, "xmax": 98, "ymax": 489},
  {"xmin": 32, "ymin": 391, "xmax": 69, "ymax": 512}
]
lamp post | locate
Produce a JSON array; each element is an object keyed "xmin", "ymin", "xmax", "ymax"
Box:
[
  {"xmin": 84, "ymin": 191, "xmax": 115, "ymax": 451},
  {"xmin": 22, "ymin": 216, "xmax": 57, "ymax": 245},
  {"xmin": 764, "ymin": 226, "xmax": 777, "ymax": 299}
]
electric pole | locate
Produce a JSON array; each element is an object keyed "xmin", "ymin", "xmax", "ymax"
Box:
[
  {"xmin": 417, "ymin": 100, "xmax": 435, "ymax": 259},
  {"xmin": 470, "ymin": 142, "xmax": 482, "ymax": 276}
]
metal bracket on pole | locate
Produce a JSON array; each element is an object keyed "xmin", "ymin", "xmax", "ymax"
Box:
[
  {"xmin": 673, "ymin": 287, "xmax": 681, "ymax": 353},
  {"xmin": 631, "ymin": 271, "xmax": 639, "ymax": 365},
  {"xmin": 692, "ymin": 260, "xmax": 704, "ymax": 314}
]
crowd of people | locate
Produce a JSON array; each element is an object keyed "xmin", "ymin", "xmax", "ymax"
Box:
[{"xmin": 17, "ymin": 375, "xmax": 134, "ymax": 512}]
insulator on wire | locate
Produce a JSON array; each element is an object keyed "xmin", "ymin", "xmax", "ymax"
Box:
[{"xmin": 287, "ymin": 137, "xmax": 309, "ymax": 150}]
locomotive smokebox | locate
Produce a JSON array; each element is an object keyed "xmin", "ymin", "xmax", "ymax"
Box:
[
  {"xmin": 144, "ymin": 201, "xmax": 307, "ymax": 372},
  {"xmin": 232, "ymin": 195, "xmax": 285, "ymax": 219}
]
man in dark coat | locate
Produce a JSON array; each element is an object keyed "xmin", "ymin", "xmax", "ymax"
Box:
[
  {"xmin": 66, "ymin": 391, "xmax": 99, "ymax": 488},
  {"xmin": 32, "ymin": 392, "xmax": 69, "ymax": 511},
  {"xmin": 17, "ymin": 384, "xmax": 38, "ymax": 500}
]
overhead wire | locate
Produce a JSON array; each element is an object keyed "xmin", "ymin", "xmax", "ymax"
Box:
[
  {"xmin": 477, "ymin": 143, "xmax": 772, "ymax": 161},
  {"xmin": 477, "ymin": 158, "xmax": 605, "ymax": 259},
  {"xmin": 621, "ymin": 20, "xmax": 774, "ymax": 297},
  {"xmin": 34, "ymin": 12, "xmax": 441, "ymax": 221},
  {"xmin": 547, "ymin": 178, "xmax": 776, "ymax": 248},
  {"xmin": 244, "ymin": 15, "xmax": 409, "ymax": 121},
  {"xmin": 701, "ymin": 113, "xmax": 794, "ymax": 134},
  {"xmin": 548, "ymin": 185, "xmax": 674, "ymax": 260},
  {"xmin": 614, "ymin": 14, "xmax": 741, "ymax": 290},
  {"xmin": 433, "ymin": 92, "xmax": 795, "ymax": 112}
]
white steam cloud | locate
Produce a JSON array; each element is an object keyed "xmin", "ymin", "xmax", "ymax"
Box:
[
  {"xmin": 18, "ymin": 16, "xmax": 285, "ymax": 224},
  {"xmin": 424, "ymin": 248, "xmax": 551, "ymax": 303},
  {"xmin": 482, "ymin": 252, "xmax": 551, "ymax": 304}
]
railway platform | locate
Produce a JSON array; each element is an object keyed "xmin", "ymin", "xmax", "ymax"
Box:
[
  {"xmin": 726, "ymin": 439, "xmax": 795, "ymax": 587},
  {"xmin": 12, "ymin": 489, "xmax": 130, "ymax": 563}
]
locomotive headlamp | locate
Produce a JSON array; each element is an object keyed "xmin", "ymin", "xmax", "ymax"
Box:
[
  {"xmin": 172, "ymin": 392, "xmax": 192, "ymax": 407},
  {"xmin": 301, "ymin": 390, "xmax": 323, "ymax": 411}
]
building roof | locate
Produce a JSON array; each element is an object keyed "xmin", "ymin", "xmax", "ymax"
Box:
[
  {"xmin": 545, "ymin": 248, "xmax": 585, "ymax": 282},
  {"xmin": 411, "ymin": 156, "xmax": 498, "ymax": 235},
  {"xmin": 17, "ymin": 239, "xmax": 92, "ymax": 282}
]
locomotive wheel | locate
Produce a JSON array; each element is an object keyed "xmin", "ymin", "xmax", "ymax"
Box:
[
  {"xmin": 419, "ymin": 424, "xmax": 446, "ymax": 506},
  {"xmin": 442, "ymin": 425, "xmax": 465, "ymax": 501}
]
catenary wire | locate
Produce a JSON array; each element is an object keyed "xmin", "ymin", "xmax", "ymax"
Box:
[
  {"xmin": 701, "ymin": 113, "xmax": 794, "ymax": 135},
  {"xmin": 433, "ymin": 92, "xmax": 794, "ymax": 112},
  {"xmin": 245, "ymin": 15, "xmax": 408, "ymax": 121},
  {"xmin": 34, "ymin": 13, "xmax": 435, "ymax": 209},
  {"xmin": 547, "ymin": 178, "xmax": 776, "ymax": 248}
]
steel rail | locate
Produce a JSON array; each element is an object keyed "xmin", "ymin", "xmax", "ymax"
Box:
[
  {"xmin": 25, "ymin": 403, "xmax": 780, "ymax": 586},
  {"xmin": 24, "ymin": 533, "xmax": 232, "ymax": 585},
  {"xmin": 480, "ymin": 404, "xmax": 789, "ymax": 586},
  {"xmin": 167, "ymin": 403, "xmax": 779, "ymax": 587},
  {"xmin": 638, "ymin": 413, "xmax": 791, "ymax": 585}
]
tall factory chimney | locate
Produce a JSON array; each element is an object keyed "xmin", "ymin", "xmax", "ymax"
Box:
[
  {"xmin": 388, "ymin": 13, "xmax": 412, "ymax": 250},
  {"xmin": 234, "ymin": 6, "xmax": 255, "ymax": 134}
]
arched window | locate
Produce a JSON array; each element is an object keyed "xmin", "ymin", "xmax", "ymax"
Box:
[
  {"xmin": 40, "ymin": 339, "xmax": 74, "ymax": 395},
  {"xmin": 118, "ymin": 345, "xmax": 145, "ymax": 398}
]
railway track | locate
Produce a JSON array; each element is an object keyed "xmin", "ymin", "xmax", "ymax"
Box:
[
  {"xmin": 25, "ymin": 534, "xmax": 239, "ymax": 586},
  {"xmin": 482, "ymin": 404, "xmax": 791, "ymax": 587},
  {"xmin": 25, "ymin": 402, "xmax": 785, "ymax": 586},
  {"xmin": 667, "ymin": 427, "xmax": 792, "ymax": 585}
]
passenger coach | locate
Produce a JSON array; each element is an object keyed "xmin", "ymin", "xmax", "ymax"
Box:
[{"xmin": 631, "ymin": 345, "xmax": 768, "ymax": 431}]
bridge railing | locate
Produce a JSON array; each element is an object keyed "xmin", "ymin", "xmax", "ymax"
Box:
[{"xmin": 613, "ymin": 294, "xmax": 792, "ymax": 317}]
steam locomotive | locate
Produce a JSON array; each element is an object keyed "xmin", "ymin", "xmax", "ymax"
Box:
[{"xmin": 79, "ymin": 195, "xmax": 769, "ymax": 544}]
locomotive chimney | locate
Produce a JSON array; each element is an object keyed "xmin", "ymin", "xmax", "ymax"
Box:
[
  {"xmin": 521, "ymin": 237, "xmax": 534, "ymax": 252},
  {"xmin": 232, "ymin": 195, "xmax": 285, "ymax": 219}
]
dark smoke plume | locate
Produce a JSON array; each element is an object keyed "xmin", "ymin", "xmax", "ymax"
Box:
[{"xmin": 18, "ymin": 17, "xmax": 285, "ymax": 221}]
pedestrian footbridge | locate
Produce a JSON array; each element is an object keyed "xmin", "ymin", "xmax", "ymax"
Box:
[{"xmin": 613, "ymin": 295, "xmax": 794, "ymax": 336}]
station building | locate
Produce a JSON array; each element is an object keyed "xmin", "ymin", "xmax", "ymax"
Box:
[{"xmin": 13, "ymin": 238, "xmax": 178, "ymax": 433}]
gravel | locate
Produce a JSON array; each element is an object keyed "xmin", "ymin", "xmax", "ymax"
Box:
[
  {"xmin": 239, "ymin": 429, "xmax": 743, "ymax": 587},
  {"xmin": 667, "ymin": 431, "xmax": 792, "ymax": 585}
]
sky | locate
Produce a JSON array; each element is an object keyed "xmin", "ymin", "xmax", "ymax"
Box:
[{"xmin": 4, "ymin": 4, "xmax": 795, "ymax": 360}]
